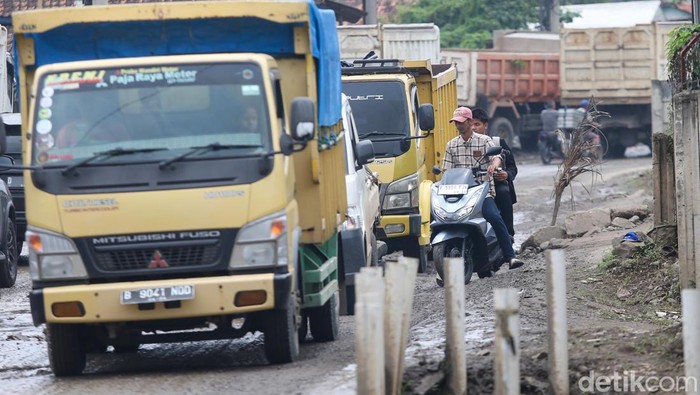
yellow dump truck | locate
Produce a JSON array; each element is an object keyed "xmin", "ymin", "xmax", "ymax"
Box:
[
  {"xmin": 9, "ymin": 0, "xmax": 348, "ymax": 376},
  {"xmin": 342, "ymin": 59, "xmax": 458, "ymax": 272}
]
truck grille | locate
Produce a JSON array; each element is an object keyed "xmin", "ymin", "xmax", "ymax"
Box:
[{"xmin": 94, "ymin": 245, "xmax": 220, "ymax": 272}]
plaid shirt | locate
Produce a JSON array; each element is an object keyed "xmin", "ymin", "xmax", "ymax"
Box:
[{"xmin": 443, "ymin": 133, "xmax": 499, "ymax": 197}]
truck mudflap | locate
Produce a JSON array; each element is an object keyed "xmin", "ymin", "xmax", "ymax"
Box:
[
  {"xmin": 339, "ymin": 227, "xmax": 364, "ymax": 286},
  {"xmin": 28, "ymin": 273, "xmax": 291, "ymax": 325}
]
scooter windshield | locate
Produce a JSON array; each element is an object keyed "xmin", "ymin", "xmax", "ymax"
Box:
[{"xmin": 441, "ymin": 168, "xmax": 478, "ymax": 187}]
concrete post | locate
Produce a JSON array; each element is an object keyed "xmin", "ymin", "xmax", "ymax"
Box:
[
  {"xmin": 355, "ymin": 267, "xmax": 385, "ymax": 395},
  {"xmin": 444, "ymin": 257, "xmax": 466, "ymax": 395},
  {"xmin": 546, "ymin": 250, "xmax": 569, "ymax": 394},
  {"xmin": 682, "ymin": 289, "xmax": 700, "ymax": 394},
  {"xmin": 396, "ymin": 257, "xmax": 418, "ymax": 394},
  {"xmin": 494, "ymin": 288, "xmax": 520, "ymax": 395},
  {"xmin": 384, "ymin": 259, "xmax": 408, "ymax": 395}
]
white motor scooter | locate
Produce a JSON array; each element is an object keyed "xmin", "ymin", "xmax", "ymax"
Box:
[{"xmin": 430, "ymin": 145, "xmax": 504, "ymax": 287}]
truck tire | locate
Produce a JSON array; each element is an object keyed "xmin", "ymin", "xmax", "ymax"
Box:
[
  {"xmin": 309, "ymin": 291, "xmax": 339, "ymax": 342},
  {"xmin": 403, "ymin": 238, "xmax": 428, "ymax": 273},
  {"xmin": 0, "ymin": 219, "xmax": 18, "ymax": 288},
  {"xmin": 263, "ymin": 293, "xmax": 300, "ymax": 364},
  {"xmin": 47, "ymin": 323, "xmax": 86, "ymax": 376},
  {"xmin": 298, "ymin": 311, "xmax": 309, "ymax": 343},
  {"xmin": 490, "ymin": 117, "xmax": 515, "ymax": 149},
  {"xmin": 343, "ymin": 285, "xmax": 356, "ymax": 316}
]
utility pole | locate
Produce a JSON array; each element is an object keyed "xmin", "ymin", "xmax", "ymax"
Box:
[
  {"xmin": 540, "ymin": 0, "xmax": 560, "ymax": 32},
  {"xmin": 364, "ymin": 0, "xmax": 377, "ymax": 24},
  {"xmin": 694, "ymin": 0, "xmax": 700, "ymax": 23},
  {"xmin": 549, "ymin": 0, "xmax": 560, "ymax": 33}
]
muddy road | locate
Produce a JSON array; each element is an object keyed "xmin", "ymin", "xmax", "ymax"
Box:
[{"xmin": 0, "ymin": 155, "xmax": 653, "ymax": 394}]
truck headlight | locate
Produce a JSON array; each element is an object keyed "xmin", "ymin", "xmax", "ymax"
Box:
[
  {"xmin": 383, "ymin": 174, "xmax": 419, "ymax": 210},
  {"xmin": 26, "ymin": 227, "xmax": 88, "ymax": 281},
  {"xmin": 230, "ymin": 211, "xmax": 288, "ymax": 269}
]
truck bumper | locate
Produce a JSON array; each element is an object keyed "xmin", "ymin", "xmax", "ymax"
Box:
[
  {"xmin": 378, "ymin": 214, "xmax": 421, "ymax": 238},
  {"xmin": 29, "ymin": 273, "xmax": 291, "ymax": 326}
]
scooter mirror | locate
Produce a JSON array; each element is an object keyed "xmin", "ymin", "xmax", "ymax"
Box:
[{"xmin": 485, "ymin": 146, "xmax": 502, "ymax": 156}]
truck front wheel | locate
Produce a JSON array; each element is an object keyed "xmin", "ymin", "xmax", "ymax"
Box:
[
  {"xmin": 309, "ymin": 290, "xmax": 339, "ymax": 342},
  {"xmin": 490, "ymin": 117, "xmax": 516, "ymax": 149},
  {"xmin": 263, "ymin": 293, "xmax": 300, "ymax": 364},
  {"xmin": 47, "ymin": 323, "xmax": 86, "ymax": 376},
  {"xmin": 403, "ymin": 239, "xmax": 428, "ymax": 273}
]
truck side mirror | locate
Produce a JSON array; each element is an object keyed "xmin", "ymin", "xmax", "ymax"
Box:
[
  {"xmin": 279, "ymin": 132, "xmax": 294, "ymax": 156},
  {"xmin": 290, "ymin": 97, "xmax": 315, "ymax": 141},
  {"xmin": 355, "ymin": 139, "xmax": 375, "ymax": 166},
  {"xmin": 418, "ymin": 104, "xmax": 435, "ymax": 132}
]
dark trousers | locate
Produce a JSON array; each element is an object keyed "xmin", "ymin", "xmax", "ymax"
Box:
[
  {"xmin": 482, "ymin": 197, "xmax": 516, "ymax": 261},
  {"xmin": 494, "ymin": 182, "xmax": 515, "ymax": 237}
]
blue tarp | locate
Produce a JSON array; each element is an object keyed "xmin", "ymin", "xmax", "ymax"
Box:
[{"xmin": 14, "ymin": 0, "xmax": 341, "ymax": 127}]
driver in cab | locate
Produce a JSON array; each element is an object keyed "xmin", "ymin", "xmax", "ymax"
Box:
[{"xmin": 442, "ymin": 106, "xmax": 524, "ymax": 271}]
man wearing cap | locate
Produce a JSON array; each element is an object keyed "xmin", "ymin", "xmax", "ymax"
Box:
[{"xmin": 442, "ymin": 106, "xmax": 524, "ymax": 271}]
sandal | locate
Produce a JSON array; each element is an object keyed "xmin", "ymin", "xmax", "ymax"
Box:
[{"xmin": 508, "ymin": 258, "xmax": 524, "ymax": 270}]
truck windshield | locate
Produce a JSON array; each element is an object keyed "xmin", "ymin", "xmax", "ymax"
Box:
[
  {"xmin": 31, "ymin": 63, "xmax": 271, "ymax": 166},
  {"xmin": 342, "ymin": 81, "xmax": 410, "ymax": 157}
]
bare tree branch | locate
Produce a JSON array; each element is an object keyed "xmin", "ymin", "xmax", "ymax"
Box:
[{"xmin": 550, "ymin": 98, "xmax": 609, "ymax": 226}]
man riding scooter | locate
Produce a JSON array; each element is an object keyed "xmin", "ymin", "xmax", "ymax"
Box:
[{"xmin": 440, "ymin": 107, "xmax": 524, "ymax": 279}]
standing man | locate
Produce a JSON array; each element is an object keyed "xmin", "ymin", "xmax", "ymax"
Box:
[
  {"xmin": 471, "ymin": 107, "xmax": 517, "ymax": 240},
  {"xmin": 442, "ymin": 107, "xmax": 524, "ymax": 271}
]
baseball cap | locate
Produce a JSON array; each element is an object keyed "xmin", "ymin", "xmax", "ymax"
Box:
[{"xmin": 449, "ymin": 107, "xmax": 472, "ymax": 123}]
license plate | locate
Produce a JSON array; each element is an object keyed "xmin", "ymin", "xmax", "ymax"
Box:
[
  {"xmin": 120, "ymin": 285, "xmax": 195, "ymax": 305},
  {"xmin": 5, "ymin": 176, "xmax": 22, "ymax": 187},
  {"xmin": 438, "ymin": 184, "xmax": 469, "ymax": 195}
]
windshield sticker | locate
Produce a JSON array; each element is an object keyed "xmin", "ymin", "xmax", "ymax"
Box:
[
  {"xmin": 47, "ymin": 153, "xmax": 73, "ymax": 162},
  {"xmin": 242, "ymin": 69, "xmax": 254, "ymax": 80},
  {"xmin": 45, "ymin": 71, "xmax": 106, "ymax": 88},
  {"xmin": 36, "ymin": 119, "xmax": 52, "ymax": 134},
  {"xmin": 242, "ymin": 85, "xmax": 260, "ymax": 96},
  {"xmin": 40, "ymin": 97, "xmax": 52, "ymax": 108},
  {"xmin": 37, "ymin": 134, "xmax": 54, "ymax": 150},
  {"xmin": 42, "ymin": 87, "xmax": 54, "ymax": 97},
  {"xmin": 38, "ymin": 108, "xmax": 52, "ymax": 119},
  {"xmin": 109, "ymin": 67, "xmax": 198, "ymax": 87}
]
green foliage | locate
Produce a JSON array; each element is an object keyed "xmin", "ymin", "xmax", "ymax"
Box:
[
  {"xmin": 511, "ymin": 59, "xmax": 526, "ymax": 70},
  {"xmin": 598, "ymin": 251, "xmax": 616, "ymax": 270},
  {"xmin": 397, "ymin": 0, "xmax": 539, "ymax": 48},
  {"xmin": 396, "ymin": 0, "xmax": 648, "ymax": 49},
  {"xmin": 666, "ymin": 24, "xmax": 700, "ymax": 70}
]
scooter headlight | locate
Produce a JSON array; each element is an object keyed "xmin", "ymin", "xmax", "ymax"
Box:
[{"xmin": 432, "ymin": 186, "xmax": 484, "ymax": 222}]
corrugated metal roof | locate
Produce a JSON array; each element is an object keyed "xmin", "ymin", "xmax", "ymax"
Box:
[{"xmin": 562, "ymin": 0, "xmax": 662, "ymax": 29}]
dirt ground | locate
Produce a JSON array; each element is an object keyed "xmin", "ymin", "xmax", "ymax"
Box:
[{"xmin": 400, "ymin": 155, "xmax": 686, "ymax": 394}]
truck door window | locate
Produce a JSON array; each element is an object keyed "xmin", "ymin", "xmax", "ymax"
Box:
[{"xmin": 411, "ymin": 85, "xmax": 420, "ymax": 137}]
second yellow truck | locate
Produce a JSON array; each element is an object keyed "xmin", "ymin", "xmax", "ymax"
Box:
[{"xmin": 342, "ymin": 59, "xmax": 458, "ymax": 272}]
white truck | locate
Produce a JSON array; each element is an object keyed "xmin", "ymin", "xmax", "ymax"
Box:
[
  {"xmin": 0, "ymin": 25, "xmax": 15, "ymax": 113},
  {"xmin": 338, "ymin": 93, "xmax": 380, "ymax": 315},
  {"xmin": 336, "ymin": 23, "xmax": 440, "ymax": 63}
]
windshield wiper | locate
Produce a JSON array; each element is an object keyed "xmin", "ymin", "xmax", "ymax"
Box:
[
  {"xmin": 62, "ymin": 147, "xmax": 168, "ymax": 176},
  {"xmin": 158, "ymin": 143, "xmax": 262, "ymax": 170},
  {"xmin": 360, "ymin": 131, "xmax": 407, "ymax": 138}
]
